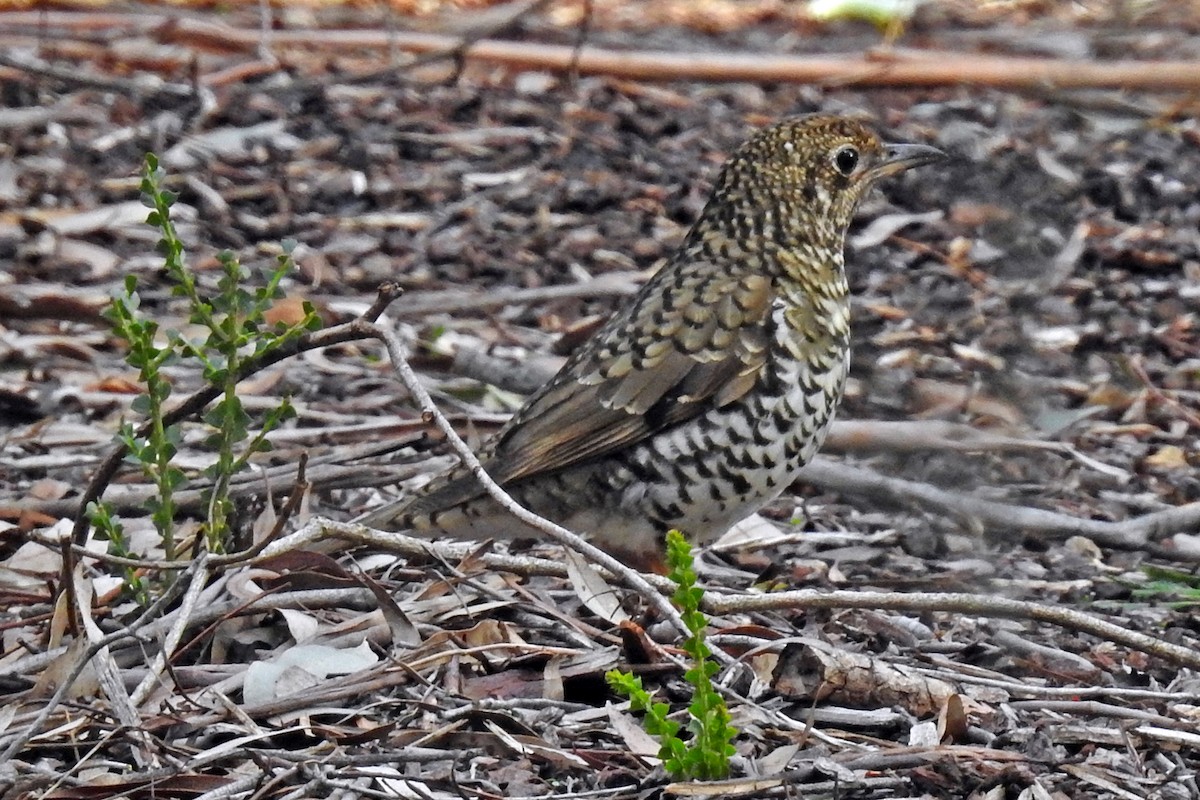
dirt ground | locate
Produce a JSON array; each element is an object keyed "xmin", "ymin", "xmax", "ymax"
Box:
[{"xmin": 3, "ymin": 2, "xmax": 1200, "ymax": 798}]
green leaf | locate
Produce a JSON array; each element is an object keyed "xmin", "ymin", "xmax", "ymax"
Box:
[{"xmin": 164, "ymin": 466, "xmax": 187, "ymax": 491}]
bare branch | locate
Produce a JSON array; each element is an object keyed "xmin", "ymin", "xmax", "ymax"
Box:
[{"xmin": 353, "ymin": 319, "xmax": 699, "ymax": 646}]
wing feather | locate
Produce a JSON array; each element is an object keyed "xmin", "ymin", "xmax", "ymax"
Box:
[
  {"xmin": 488, "ymin": 268, "xmax": 773, "ymax": 484},
  {"xmin": 408, "ymin": 266, "xmax": 775, "ymax": 514}
]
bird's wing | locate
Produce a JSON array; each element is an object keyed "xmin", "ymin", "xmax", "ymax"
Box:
[
  {"xmin": 486, "ymin": 267, "xmax": 774, "ymax": 485},
  {"xmin": 392, "ymin": 267, "xmax": 774, "ymax": 520}
]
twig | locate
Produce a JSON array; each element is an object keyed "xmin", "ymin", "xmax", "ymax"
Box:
[
  {"xmin": 911, "ymin": 664, "xmax": 1200, "ymax": 703},
  {"xmin": 702, "ymin": 588, "xmax": 1200, "ymax": 669},
  {"xmin": 389, "ymin": 271, "xmax": 641, "ymax": 319},
  {"xmin": 152, "ymin": 19, "xmax": 1200, "ymax": 91},
  {"xmin": 30, "ymin": 485, "xmax": 560, "ymax": 578},
  {"xmin": 20, "ymin": 458, "xmax": 420, "ymax": 522},
  {"xmin": 0, "ymin": 49, "xmax": 193, "ymax": 97},
  {"xmin": 347, "ymin": 0, "xmax": 554, "ymax": 86},
  {"xmin": 1127, "ymin": 354, "xmax": 1200, "ymax": 429},
  {"xmin": 353, "ymin": 319, "xmax": 698, "ymax": 646},
  {"xmin": 447, "ymin": 0, "xmax": 553, "ymax": 85},
  {"xmin": 568, "ymin": 0, "xmax": 592, "ymax": 86},
  {"xmin": 800, "ymin": 457, "xmax": 1200, "ymax": 556},
  {"xmin": 11, "ymin": 11, "xmax": 1200, "ymax": 92},
  {"xmin": 823, "ymin": 420, "xmax": 1129, "ymax": 480},
  {"xmin": 1005, "ymin": 699, "xmax": 1181, "ymax": 726},
  {"xmin": 275, "ymin": 517, "xmax": 671, "ymax": 593},
  {"xmin": 264, "ymin": 517, "xmax": 600, "ymax": 577},
  {"xmin": 254, "ymin": 452, "xmax": 310, "ymax": 551}
]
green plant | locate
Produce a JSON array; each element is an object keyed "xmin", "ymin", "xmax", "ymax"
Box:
[
  {"xmin": 1131, "ymin": 565, "xmax": 1200, "ymax": 607},
  {"xmin": 606, "ymin": 530, "xmax": 738, "ymax": 781},
  {"xmin": 807, "ymin": 0, "xmax": 916, "ymax": 29},
  {"xmin": 87, "ymin": 501, "xmax": 149, "ymax": 607},
  {"xmin": 90, "ymin": 153, "xmax": 319, "ymax": 569}
]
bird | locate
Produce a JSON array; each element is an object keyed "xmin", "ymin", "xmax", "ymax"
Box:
[{"xmin": 359, "ymin": 113, "xmax": 944, "ymax": 571}]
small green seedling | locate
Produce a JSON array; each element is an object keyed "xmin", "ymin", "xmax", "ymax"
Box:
[
  {"xmin": 607, "ymin": 530, "xmax": 737, "ymax": 781},
  {"xmin": 1131, "ymin": 565, "xmax": 1200, "ymax": 608}
]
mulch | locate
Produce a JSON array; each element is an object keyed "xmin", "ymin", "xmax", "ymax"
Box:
[{"xmin": 2, "ymin": 3, "xmax": 1200, "ymax": 798}]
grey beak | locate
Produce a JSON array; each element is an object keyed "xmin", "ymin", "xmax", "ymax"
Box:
[{"xmin": 873, "ymin": 142, "xmax": 947, "ymax": 177}]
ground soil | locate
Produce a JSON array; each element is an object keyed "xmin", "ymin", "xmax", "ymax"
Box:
[{"xmin": 2, "ymin": 3, "xmax": 1200, "ymax": 798}]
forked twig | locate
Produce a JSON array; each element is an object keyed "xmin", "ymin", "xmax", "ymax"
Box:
[{"xmin": 353, "ymin": 319, "xmax": 699, "ymax": 647}]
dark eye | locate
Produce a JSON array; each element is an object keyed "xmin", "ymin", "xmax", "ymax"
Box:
[{"xmin": 833, "ymin": 146, "xmax": 859, "ymax": 176}]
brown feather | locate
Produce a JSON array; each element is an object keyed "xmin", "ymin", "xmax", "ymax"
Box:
[{"xmin": 413, "ymin": 271, "xmax": 773, "ymax": 503}]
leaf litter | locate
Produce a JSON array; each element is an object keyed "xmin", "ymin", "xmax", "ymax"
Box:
[{"xmin": 2, "ymin": 2, "xmax": 1200, "ymax": 797}]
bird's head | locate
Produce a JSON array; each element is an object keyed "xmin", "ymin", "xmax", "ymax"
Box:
[{"xmin": 704, "ymin": 114, "xmax": 944, "ymax": 253}]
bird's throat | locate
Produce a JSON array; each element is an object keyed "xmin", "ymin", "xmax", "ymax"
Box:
[{"xmin": 777, "ymin": 248, "xmax": 851, "ymax": 364}]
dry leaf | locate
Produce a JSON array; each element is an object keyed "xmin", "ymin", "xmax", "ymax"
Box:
[
  {"xmin": 1144, "ymin": 445, "xmax": 1188, "ymax": 470},
  {"xmin": 564, "ymin": 548, "xmax": 629, "ymax": 624},
  {"xmin": 937, "ymin": 693, "xmax": 968, "ymax": 743}
]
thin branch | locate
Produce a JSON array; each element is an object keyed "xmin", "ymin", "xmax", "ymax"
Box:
[
  {"xmin": 9, "ymin": 11, "xmax": 1200, "ymax": 92},
  {"xmin": 152, "ymin": 19, "xmax": 1200, "ymax": 92},
  {"xmin": 1127, "ymin": 354, "xmax": 1200, "ymax": 430},
  {"xmin": 568, "ymin": 0, "xmax": 592, "ymax": 86},
  {"xmin": 255, "ymin": 452, "xmax": 310, "ymax": 551},
  {"xmin": 388, "ymin": 271, "xmax": 641, "ymax": 319},
  {"xmin": 271, "ymin": 516, "xmax": 668, "ymax": 587},
  {"xmin": 22, "ymin": 458, "xmax": 420, "ymax": 522},
  {"xmin": 701, "ymin": 588, "xmax": 1200, "ymax": 669},
  {"xmin": 353, "ymin": 319, "xmax": 699, "ymax": 647},
  {"xmin": 799, "ymin": 457, "xmax": 1200, "ymax": 557},
  {"xmin": 0, "ymin": 48, "xmax": 194, "ymax": 97}
]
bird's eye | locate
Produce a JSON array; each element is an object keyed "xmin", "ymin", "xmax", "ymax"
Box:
[{"xmin": 833, "ymin": 145, "xmax": 859, "ymax": 176}]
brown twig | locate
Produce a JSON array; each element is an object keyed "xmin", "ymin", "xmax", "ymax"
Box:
[
  {"xmin": 9, "ymin": 10, "xmax": 1200, "ymax": 92},
  {"xmin": 568, "ymin": 0, "xmax": 593, "ymax": 87},
  {"xmin": 257, "ymin": 452, "xmax": 310, "ymax": 551},
  {"xmin": 444, "ymin": 0, "xmax": 554, "ymax": 85},
  {"xmin": 149, "ymin": 19, "xmax": 1200, "ymax": 91},
  {"xmin": 1127, "ymin": 354, "xmax": 1200, "ymax": 430}
]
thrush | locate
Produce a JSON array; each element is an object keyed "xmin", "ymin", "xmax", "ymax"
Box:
[{"xmin": 360, "ymin": 114, "xmax": 944, "ymax": 570}]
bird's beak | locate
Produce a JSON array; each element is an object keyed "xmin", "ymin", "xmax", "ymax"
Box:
[{"xmin": 871, "ymin": 142, "xmax": 947, "ymax": 178}]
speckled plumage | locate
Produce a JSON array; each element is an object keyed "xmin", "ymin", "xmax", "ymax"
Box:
[{"xmin": 360, "ymin": 114, "xmax": 943, "ymax": 569}]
